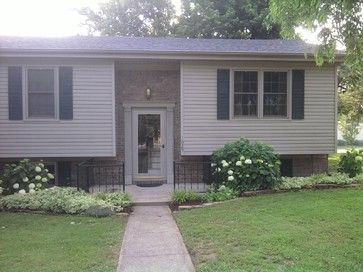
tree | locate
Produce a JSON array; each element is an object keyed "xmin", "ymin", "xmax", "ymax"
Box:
[
  {"xmin": 80, "ymin": 0, "xmax": 175, "ymax": 36},
  {"xmin": 269, "ymin": 0, "xmax": 363, "ymax": 88},
  {"xmin": 174, "ymin": 0, "xmax": 283, "ymax": 39}
]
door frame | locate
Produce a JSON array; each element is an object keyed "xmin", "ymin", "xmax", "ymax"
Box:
[
  {"xmin": 123, "ymin": 102, "xmax": 175, "ymax": 185},
  {"xmin": 132, "ymin": 108, "xmax": 166, "ymax": 179}
]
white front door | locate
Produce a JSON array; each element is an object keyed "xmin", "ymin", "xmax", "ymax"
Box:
[{"xmin": 132, "ymin": 109, "xmax": 166, "ymax": 180}]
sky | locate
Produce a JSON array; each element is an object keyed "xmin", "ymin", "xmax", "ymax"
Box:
[{"xmin": 0, "ymin": 0, "xmax": 320, "ymax": 44}]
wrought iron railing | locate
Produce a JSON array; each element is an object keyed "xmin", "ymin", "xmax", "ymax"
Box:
[
  {"xmin": 173, "ymin": 161, "xmax": 215, "ymax": 192},
  {"xmin": 76, "ymin": 161, "xmax": 125, "ymax": 193}
]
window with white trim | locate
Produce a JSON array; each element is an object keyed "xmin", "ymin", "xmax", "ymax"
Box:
[
  {"xmin": 27, "ymin": 68, "xmax": 55, "ymax": 118},
  {"xmin": 263, "ymin": 71, "xmax": 288, "ymax": 117},
  {"xmin": 233, "ymin": 71, "xmax": 258, "ymax": 117}
]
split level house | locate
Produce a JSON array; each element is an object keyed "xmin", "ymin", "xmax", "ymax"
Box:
[{"xmin": 0, "ymin": 36, "xmax": 341, "ymax": 188}]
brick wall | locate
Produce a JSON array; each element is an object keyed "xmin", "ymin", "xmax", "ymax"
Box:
[{"xmin": 280, "ymin": 154, "xmax": 328, "ymax": 176}]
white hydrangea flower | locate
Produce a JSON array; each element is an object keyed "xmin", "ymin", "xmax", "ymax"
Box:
[
  {"xmin": 0, "ymin": 187, "xmax": 3, "ymax": 194},
  {"xmin": 35, "ymin": 166, "xmax": 42, "ymax": 173},
  {"xmin": 41, "ymin": 177, "xmax": 48, "ymax": 183},
  {"xmin": 355, "ymin": 156, "xmax": 362, "ymax": 162},
  {"xmin": 236, "ymin": 161, "xmax": 242, "ymax": 166},
  {"xmin": 228, "ymin": 170, "xmax": 233, "ymax": 175},
  {"xmin": 36, "ymin": 183, "xmax": 42, "ymax": 188},
  {"xmin": 13, "ymin": 183, "xmax": 19, "ymax": 189},
  {"xmin": 245, "ymin": 159, "xmax": 252, "ymax": 164},
  {"xmin": 240, "ymin": 156, "xmax": 245, "ymax": 161},
  {"xmin": 28, "ymin": 183, "xmax": 35, "ymax": 189},
  {"xmin": 19, "ymin": 189, "xmax": 26, "ymax": 194},
  {"xmin": 35, "ymin": 175, "xmax": 41, "ymax": 181},
  {"xmin": 44, "ymin": 169, "xmax": 49, "ymax": 173},
  {"xmin": 227, "ymin": 176, "xmax": 234, "ymax": 181},
  {"xmin": 222, "ymin": 162, "xmax": 229, "ymax": 167},
  {"xmin": 211, "ymin": 163, "xmax": 216, "ymax": 167},
  {"xmin": 22, "ymin": 177, "xmax": 29, "ymax": 182},
  {"xmin": 246, "ymin": 174, "xmax": 250, "ymax": 178},
  {"xmin": 39, "ymin": 163, "xmax": 44, "ymax": 168},
  {"xmin": 29, "ymin": 189, "xmax": 35, "ymax": 194},
  {"xmin": 217, "ymin": 167, "xmax": 221, "ymax": 172},
  {"xmin": 219, "ymin": 185, "xmax": 226, "ymax": 190},
  {"xmin": 47, "ymin": 173, "xmax": 54, "ymax": 179}
]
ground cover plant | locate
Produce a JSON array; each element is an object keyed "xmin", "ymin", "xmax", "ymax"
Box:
[
  {"xmin": 175, "ymin": 188, "xmax": 363, "ymax": 272},
  {"xmin": 0, "ymin": 187, "xmax": 132, "ymax": 216},
  {"xmin": 0, "ymin": 212, "xmax": 126, "ymax": 272}
]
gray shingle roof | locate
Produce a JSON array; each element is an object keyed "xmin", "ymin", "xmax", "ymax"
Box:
[{"xmin": 0, "ymin": 36, "xmax": 326, "ymax": 56}]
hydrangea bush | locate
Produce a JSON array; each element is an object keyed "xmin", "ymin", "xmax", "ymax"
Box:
[
  {"xmin": 211, "ymin": 138, "xmax": 281, "ymax": 192},
  {"xmin": 0, "ymin": 159, "xmax": 54, "ymax": 195},
  {"xmin": 338, "ymin": 149, "xmax": 363, "ymax": 177}
]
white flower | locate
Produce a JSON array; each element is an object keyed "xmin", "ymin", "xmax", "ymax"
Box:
[
  {"xmin": 236, "ymin": 161, "xmax": 242, "ymax": 166},
  {"xmin": 240, "ymin": 156, "xmax": 245, "ymax": 161},
  {"xmin": 222, "ymin": 162, "xmax": 229, "ymax": 167},
  {"xmin": 44, "ymin": 169, "xmax": 49, "ymax": 173},
  {"xmin": 38, "ymin": 163, "xmax": 44, "ymax": 168},
  {"xmin": 217, "ymin": 167, "xmax": 221, "ymax": 172},
  {"xmin": 227, "ymin": 176, "xmax": 234, "ymax": 181},
  {"xmin": 0, "ymin": 187, "xmax": 3, "ymax": 194},
  {"xmin": 211, "ymin": 163, "xmax": 216, "ymax": 167},
  {"xmin": 19, "ymin": 189, "xmax": 26, "ymax": 194},
  {"xmin": 246, "ymin": 174, "xmax": 250, "ymax": 178},
  {"xmin": 29, "ymin": 189, "xmax": 35, "ymax": 194},
  {"xmin": 22, "ymin": 177, "xmax": 29, "ymax": 182},
  {"xmin": 35, "ymin": 175, "xmax": 41, "ymax": 181},
  {"xmin": 36, "ymin": 183, "xmax": 42, "ymax": 188},
  {"xmin": 219, "ymin": 185, "xmax": 226, "ymax": 190},
  {"xmin": 228, "ymin": 170, "xmax": 233, "ymax": 175},
  {"xmin": 13, "ymin": 183, "xmax": 19, "ymax": 189},
  {"xmin": 221, "ymin": 160, "xmax": 227, "ymax": 164},
  {"xmin": 245, "ymin": 159, "xmax": 252, "ymax": 164},
  {"xmin": 355, "ymin": 156, "xmax": 362, "ymax": 162},
  {"xmin": 28, "ymin": 183, "xmax": 35, "ymax": 189},
  {"xmin": 47, "ymin": 173, "xmax": 54, "ymax": 179},
  {"xmin": 41, "ymin": 177, "xmax": 48, "ymax": 183},
  {"xmin": 35, "ymin": 166, "xmax": 42, "ymax": 173}
]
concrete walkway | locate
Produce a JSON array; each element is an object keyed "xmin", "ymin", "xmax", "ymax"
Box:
[{"xmin": 117, "ymin": 205, "xmax": 195, "ymax": 272}]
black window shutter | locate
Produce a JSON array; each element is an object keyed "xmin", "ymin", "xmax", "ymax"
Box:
[
  {"xmin": 8, "ymin": 66, "xmax": 23, "ymax": 120},
  {"xmin": 217, "ymin": 69, "xmax": 230, "ymax": 120},
  {"xmin": 57, "ymin": 161, "xmax": 72, "ymax": 186},
  {"xmin": 292, "ymin": 70, "xmax": 305, "ymax": 120},
  {"xmin": 59, "ymin": 67, "xmax": 73, "ymax": 120}
]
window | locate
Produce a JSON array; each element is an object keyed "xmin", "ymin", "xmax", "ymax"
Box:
[
  {"xmin": 263, "ymin": 72, "xmax": 288, "ymax": 117},
  {"xmin": 27, "ymin": 68, "xmax": 55, "ymax": 118},
  {"xmin": 234, "ymin": 71, "xmax": 258, "ymax": 117}
]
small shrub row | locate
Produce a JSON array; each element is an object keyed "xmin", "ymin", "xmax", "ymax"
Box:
[
  {"xmin": 0, "ymin": 187, "xmax": 132, "ymax": 216},
  {"xmin": 95, "ymin": 191, "xmax": 132, "ymax": 212},
  {"xmin": 275, "ymin": 172, "xmax": 361, "ymax": 190}
]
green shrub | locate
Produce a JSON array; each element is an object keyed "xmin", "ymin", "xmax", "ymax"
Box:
[
  {"xmin": 275, "ymin": 173, "xmax": 357, "ymax": 190},
  {"xmin": 0, "ymin": 159, "xmax": 54, "ymax": 195},
  {"xmin": 211, "ymin": 138, "xmax": 281, "ymax": 192},
  {"xmin": 338, "ymin": 149, "xmax": 363, "ymax": 177},
  {"xmin": 95, "ymin": 192, "xmax": 132, "ymax": 212},
  {"xmin": 204, "ymin": 185, "xmax": 237, "ymax": 202},
  {"xmin": 171, "ymin": 190, "xmax": 204, "ymax": 205}
]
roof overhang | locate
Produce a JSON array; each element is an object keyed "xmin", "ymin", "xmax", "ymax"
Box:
[{"xmin": 0, "ymin": 48, "xmax": 345, "ymax": 63}]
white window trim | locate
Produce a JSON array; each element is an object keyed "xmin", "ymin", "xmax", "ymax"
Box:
[
  {"xmin": 230, "ymin": 68, "xmax": 292, "ymax": 120},
  {"xmin": 23, "ymin": 65, "xmax": 59, "ymax": 121}
]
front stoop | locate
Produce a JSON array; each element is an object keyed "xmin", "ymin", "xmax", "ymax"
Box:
[
  {"xmin": 125, "ymin": 184, "xmax": 173, "ymax": 205},
  {"xmin": 117, "ymin": 206, "xmax": 195, "ymax": 272}
]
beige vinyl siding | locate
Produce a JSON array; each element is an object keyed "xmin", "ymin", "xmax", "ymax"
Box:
[
  {"xmin": 0, "ymin": 58, "xmax": 115, "ymax": 158},
  {"xmin": 181, "ymin": 60, "xmax": 336, "ymax": 155}
]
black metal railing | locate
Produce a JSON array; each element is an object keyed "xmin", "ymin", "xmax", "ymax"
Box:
[
  {"xmin": 76, "ymin": 161, "xmax": 125, "ymax": 193},
  {"xmin": 173, "ymin": 161, "xmax": 215, "ymax": 192}
]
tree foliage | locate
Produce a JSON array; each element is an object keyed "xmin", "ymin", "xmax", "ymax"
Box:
[
  {"xmin": 174, "ymin": 0, "xmax": 282, "ymax": 39},
  {"xmin": 80, "ymin": 0, "xmax": 175, "ymax": 36},
  {"xmin": 270, "ymin": 0, "xmax": 363, "ymax": 88}
]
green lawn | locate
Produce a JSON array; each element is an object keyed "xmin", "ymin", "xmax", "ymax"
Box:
[
  {"xmin": 0, "ymin": 212, "xmax": 126, "ymax": 272},
  {"xmin": 175, "ymin": 188, "xmax": 363, "ymax": 272}
]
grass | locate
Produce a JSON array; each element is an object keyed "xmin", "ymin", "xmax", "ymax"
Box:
[
  {"xmin": 175, "ymin": 188, "xmax": 363, "ymax": 272},
  {"xmin": 0, "ymin": 212, "xmax": 126, "ymax": 272}
]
